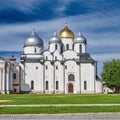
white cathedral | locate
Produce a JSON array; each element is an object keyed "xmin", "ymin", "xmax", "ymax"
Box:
[{"xmin": 20, "ymin": 24, "xmax": 103, "ymax": 94}]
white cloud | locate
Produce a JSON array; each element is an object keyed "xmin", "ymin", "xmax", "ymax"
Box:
[
  {"xmin": 0, "ymin": 0, "xmax": 43, "ymax": 13},
  {"xmin": 0, "ymin": 9, "xmax": 120, "ymax": 76},
  {"xmin": 54, "ymin": 0, "xmax": 74, "ymax": 15},
  {"xmin": 0, "ymin": 10, "xmax": 120, "ymax": 51}
]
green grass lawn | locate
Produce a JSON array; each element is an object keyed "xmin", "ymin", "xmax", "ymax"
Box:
[
  {"xmin": 0, "ymin": 94, "xmax": 120, "ymax": 105},
  {"xmin": 0, "ymin": 94, "xmax": 120, "ymax": 114},
  {"xmin": 0, "ymin": 106, "xmax": 120, "ymax": 114}
]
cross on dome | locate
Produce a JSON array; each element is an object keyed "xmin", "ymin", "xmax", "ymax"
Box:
[
  {"xmin": 78, "ymin": 32, "xmax": 83, "ymax": 37},
  {"xmin": 53, "ymin": 30, "xmax": 57, "ymax": 36}
]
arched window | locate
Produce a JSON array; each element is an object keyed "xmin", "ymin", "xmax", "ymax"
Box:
[
  {"xmin": 46, "ymin": 65, "xmax": 48, "ymax": 70},
  {"xmin": 46, "ymin": 56, "xmax": 48, "ymax": 60},
  {"xmin": 79, "ymin": 45, "xmax": 82, "ymax": 53},
  {"xmin": 84, "ymin": 81, "xmax": 87, "ymax": 90},
  {"xmin": 46, "ymin": 81, "xmax": 49, "ymax": 90},
  {"xmin": 56, "ymin": 66, "xmax": 58, "ymax": 70},
  {"xmin": 68, "ymin": 74, "xmax": 75, "ymax": 81},
  {"xmin": 13, "ymin": 73, "xmax": 16, "ymax": 79},
  {"xmin": 31, "ymin": 81, "xmax": 34, "ymax": 90},
  {"xmin": 56, "ymin": 81, "xmax": 59, "ymax": 90}
]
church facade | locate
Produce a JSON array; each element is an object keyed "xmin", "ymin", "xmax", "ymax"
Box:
[
  {"xmin": 0, "ymin": 56, "xmax": 21, "ymax": 94},
  {"xmin": 20, "ymin": 24, "xmax": 103, "ymax": 94}
]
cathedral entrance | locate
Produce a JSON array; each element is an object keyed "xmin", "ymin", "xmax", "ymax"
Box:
[{"xmin": 68, "ymin": 83, "xmax": 73, "ymax": 93}]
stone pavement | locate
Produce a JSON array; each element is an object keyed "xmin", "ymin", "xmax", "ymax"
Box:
[
  {"xmin": 0, "ymin": 104, "xmax": 120, "ymax": 119},
  {"xmin": 0, "ymin": 113, "xmax": 120, "ymax": 120}
]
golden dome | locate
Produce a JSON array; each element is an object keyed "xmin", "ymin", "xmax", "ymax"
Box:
[{"xmin": 59, "ymin": 24, "xmax": 74, "ymax": 39}]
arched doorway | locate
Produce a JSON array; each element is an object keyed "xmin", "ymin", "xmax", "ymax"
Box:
[{"xmin": 68, "ymin": 83, "xmax": 73, "ymax": 93}]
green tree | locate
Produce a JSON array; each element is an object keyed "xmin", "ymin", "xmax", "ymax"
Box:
[{"xmin": 101, "ymin": 59, "xmax": 120, "ymax": 93}]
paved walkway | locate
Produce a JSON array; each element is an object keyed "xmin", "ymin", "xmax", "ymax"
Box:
[
  {"xmin": 0, "ymin": 113, "xmax": 120, "ymax": 120},
  {"xmin": 0, "ymin": 104, "xmax": 120, "ymax": 107}
]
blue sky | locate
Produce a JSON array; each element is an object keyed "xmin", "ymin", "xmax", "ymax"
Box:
[{"xmin": 0, "ymin": 0, "xmax": 120, "ymax": 75}]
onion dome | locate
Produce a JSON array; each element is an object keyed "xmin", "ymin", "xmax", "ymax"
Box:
[
  {"xmin": 74, "ymin": 32, "xmax": 87, "ymax": 44},
  {"xmin": 59, "ymin": 23, "xmax": 74, "ymax": 39},
  {"xmin": 24, "ymin": 28, "xmax": 43, "ymax": 47},
  {"xmin": 49, "ymin": 31, "xmax": 61, "ymax": 43}
]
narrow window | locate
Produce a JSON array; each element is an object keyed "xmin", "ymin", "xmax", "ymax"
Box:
[
  {"xmin": 31, "ymin": 81, "xmax": 34, "ymax": 90},
  {"xmin": 35, "ymin": 48, "xmax": 36, "ymax": 53},
  {"xmin": 79, "ymin": 45, "xmax": 82, "ymax": 53},
  {"xmin": 55, "ymin": 56, "xmax": 57, "ymax": 60},
  {"xmin": 56, "ymin": 66, "xmax": 58, "ymax": 70},
  {"xmin": 73, "ymin": 44, "xmax": 74, "ymax": 50},
  {"xmin": 13, "ymin": 73, "xmax": 16, "ymax": 79},
  {"xmin": 56, "ymin": 81, "xmax": 59, "ymax": 90},
  {"xmin": 68, "ymin": 74, "xmax": 74, "ymax": 81},
  {"xmin": 65, "ymin": 66, "xmax": 67, "ymax": 69},
  {"xmin": 84, "ymin": 81, "xmax": 87, "ymax": 90},
  {"xmin": 55, "ymin": 44, "xmax": 58, "ymax": 50},
  {"xmin": 66, "ymin": 44, "xmax": 69, "ymax": 50},
  {"xmin": 46, "ymin": 81, "xmax": 49, "ymax": 90},
  {"xmin": 61, "ymin": 45, "xmax": 63, "ymax": 53},
  {"xmin": 46, "ymin": 65, "xmax": 48, "ymax": 70},
  {"xmin": 46, "ymin": 56, "xmax": 48, "ymax": 60}
]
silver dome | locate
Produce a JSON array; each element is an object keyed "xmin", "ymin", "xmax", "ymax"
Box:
[
  {"xmin": 24, "ymin": 29, "xmax": 43, "ymax": 47},
  {"xmin": 74, "ymin": 32, "xmax": 87, "ymax": 44},
  {"xmin": 49, "ymin": 31, "xmax": 61, "ymax": 43}
]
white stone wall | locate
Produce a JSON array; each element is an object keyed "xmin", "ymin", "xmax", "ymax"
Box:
[
  {"xmin": 44, "ymin": 61, "xmax": 54, "ymax": 93},
  {"xmin": 0, "ymin": 61, "xmax": 5, "ymax": 93},
  {"xmin": 63, "ymin": 51, "xmax": 78, "ymax": 60},
  {"xmin": 0, "ymin": 69, "xmax": 3, "ymax": 92},
  {"xmin": 23, "ymin": 60, "xmax": 43, "ymax": 93},
  {"xmin": 96, "ymin": 80, "xmax": 103, "ymax": 93},
  {"xmin": 54, "ymin": 61, "xmax": 64, "ymax": 93},
  {"xmin": 81, "ymin": 63, "xmax": 95, "ymax": 93},
  {"xmin": 19, "ymin": 63, "xmax": 24, "ymax": 92}
]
